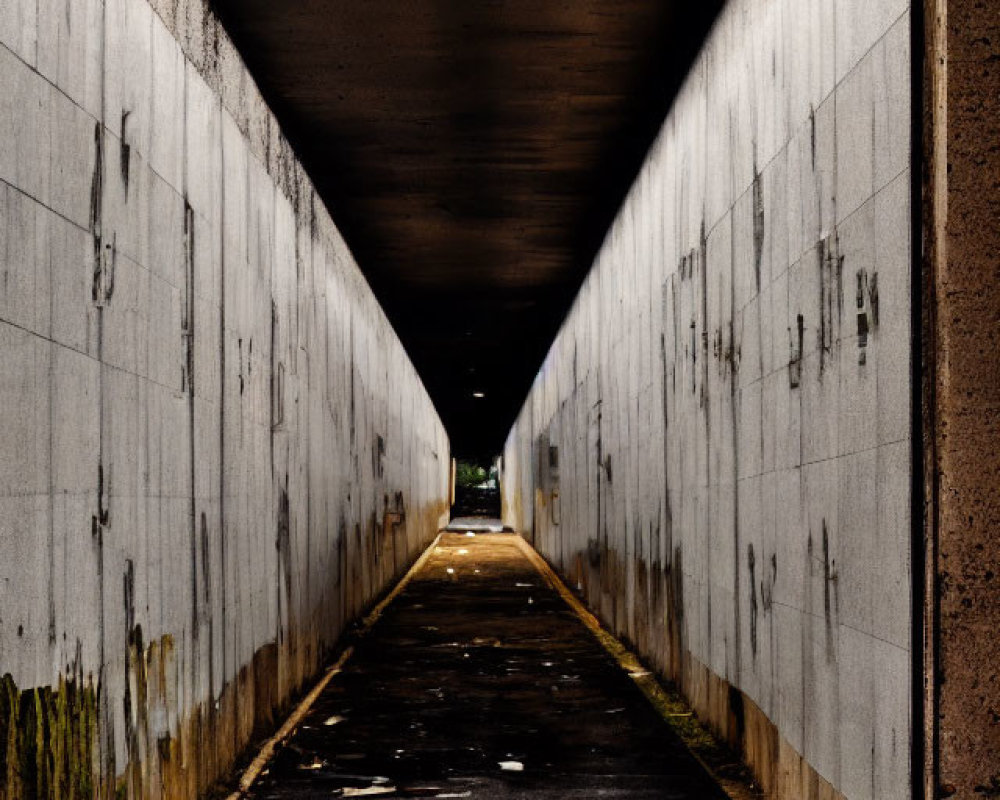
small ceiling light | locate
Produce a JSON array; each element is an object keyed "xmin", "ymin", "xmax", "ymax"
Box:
[{"xmin": 473, "ymin": 391, "xmax": 485, "ymax": 399}]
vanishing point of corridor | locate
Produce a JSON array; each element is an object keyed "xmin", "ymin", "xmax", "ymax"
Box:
[
  {"xmin": 234, "ymin": 532, "xmax": 729, "ymax": 799},
  {"xmin": 1, "ymin": 0, "xmax": 998, "ymax": 798}
]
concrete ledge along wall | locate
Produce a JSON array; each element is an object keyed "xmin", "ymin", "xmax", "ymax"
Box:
[
  {"xmin": 0, "ymin": 0, "xmax": 451, "ymax": 796},
  {"xmin": 503, "ymin": 0, "xmax": 914, "ymax": 797}
]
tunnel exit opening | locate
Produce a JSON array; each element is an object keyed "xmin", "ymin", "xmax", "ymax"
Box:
[{"xmin": 450, "ymin": 457, "xmax": 502, "ymax": 521}]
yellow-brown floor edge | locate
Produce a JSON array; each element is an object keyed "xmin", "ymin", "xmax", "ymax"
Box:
[
  {"xmin": 510, "ymin": 535, "xmax": 762, "ymax": 800},
  {"xmin": 225, "ymin": 533, "xmax": 444, "ymax": 799}
]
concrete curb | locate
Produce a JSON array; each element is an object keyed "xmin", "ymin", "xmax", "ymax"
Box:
[
  {"xmin": 226, "ymin": 532, "xmax": 443, "ymax": 799},
  {"xmin": 511, "ymin": 534, "xmax": 760, "ymax": 800}
]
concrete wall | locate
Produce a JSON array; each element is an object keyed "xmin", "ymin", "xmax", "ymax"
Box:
[
  {"xmin": 502, "ymin": 1, "xmax": 913, "ymax": 798},
  {"xmin": 0, "ymin": 0, "xmax": 451, "ymax": 797}
]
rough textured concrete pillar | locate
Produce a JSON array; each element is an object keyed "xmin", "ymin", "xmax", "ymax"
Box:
[{"xmin": 923, "ymin": 0, "xmax": 1000, "ymax": 796}]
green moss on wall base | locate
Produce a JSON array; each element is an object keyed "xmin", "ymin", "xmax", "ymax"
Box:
[{"xmin": 0, "ymin": 671, "xmax": 98, "ymax": 800}]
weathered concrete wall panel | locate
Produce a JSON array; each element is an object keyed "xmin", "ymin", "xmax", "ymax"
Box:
[
  {"xmin": 0, "ymin": 0, "xmax": 450, "ymax": 796},
  {"xmin": 502, "ymin": 1, "xmax": 913, "ymax": 797}
]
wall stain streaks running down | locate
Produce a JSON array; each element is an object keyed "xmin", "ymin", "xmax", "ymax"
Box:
[
  {"xmin": 0, "ymin": 0, "xmax": 451, "ymax": 796},
  {"xmin": 502, "ymin": 1, "xmax": 914, "ymax": 798}
]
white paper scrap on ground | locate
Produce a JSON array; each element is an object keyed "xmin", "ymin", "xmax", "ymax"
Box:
[{"xmin": 342, "ymin": 787, "xmax": 397, "ymax": 797}]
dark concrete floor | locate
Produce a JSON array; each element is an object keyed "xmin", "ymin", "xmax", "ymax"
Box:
[{"xmin": 244, "ymin": 533, "xmax": 728, "ymax": 799}]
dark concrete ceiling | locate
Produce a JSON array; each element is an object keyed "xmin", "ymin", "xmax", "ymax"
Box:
[{"xmin": 211, "ymin": 0, "xmax": 723, "ymax": 457}]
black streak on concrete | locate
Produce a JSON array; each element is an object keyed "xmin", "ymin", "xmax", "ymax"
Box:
[
  {"xmin": 241, "ymin": 534, "xmax": 728, "ymax": 799},
  {"xmin": 788, "ymin": 314, "xmax": 803, "ymax": 389},
  {"xmin": 276, "ymin": 485, "xmax": 291, "ymax": 647},
  {"xmin": 747, "ymin": 544, "xmax": 758, "ymax": 660},
  {"xmin": 809, "ymin": 106, "xmax": 817, "ymax": 171},
  {"xmin": 821, "ymin": 521, "xmax": 838, "ymax": 663},
  {"xmin": 120, "ymin": 111, "xmax": 131, "ymax": 193},
  {"xmin": 90, "ymin": 122, "xmax": 104, "ymax": 306},
  {"xmin": 752, "ymin": 161, "xmax": 764, "ymax": 293}
]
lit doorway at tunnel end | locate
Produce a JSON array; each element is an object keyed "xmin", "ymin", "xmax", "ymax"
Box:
[{"xmin": 451, "ymin": 457, "xmax": 504, "ymax": 522}]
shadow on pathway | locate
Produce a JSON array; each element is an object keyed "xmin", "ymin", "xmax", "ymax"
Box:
[{"xmin": 240, "ymin": 533, "xmax": 729, "ymax": 799}]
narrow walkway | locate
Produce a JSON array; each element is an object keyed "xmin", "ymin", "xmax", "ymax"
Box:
[{"xmin": 242, "ymin": 533, "xmax": 728, "ymax": 799}]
